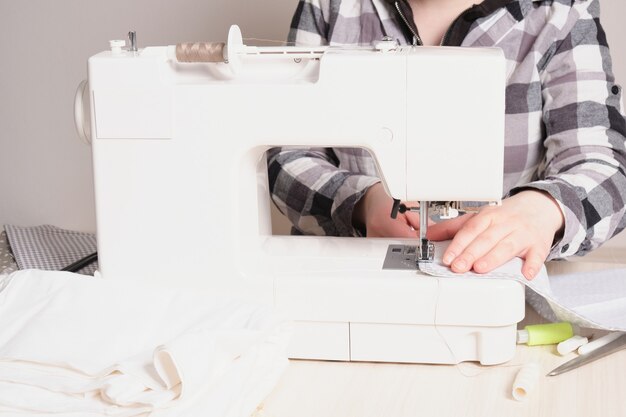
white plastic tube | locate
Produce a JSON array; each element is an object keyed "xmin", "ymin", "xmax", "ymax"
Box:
[
  {"xmin": 557, "ymin": 335, "xmax": 589, "ymax": 356},
  {"xmin": 512, "ymin": 363, "xmax": 541, "ymax": 401},
  {"xmin": 578, "ymin": 332, "xmax": 623, "ymax": 356}
]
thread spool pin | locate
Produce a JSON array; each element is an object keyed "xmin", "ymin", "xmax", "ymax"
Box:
[{"xmin": 128, "ymin": 31, "xmax": 138, "ymax": 52}]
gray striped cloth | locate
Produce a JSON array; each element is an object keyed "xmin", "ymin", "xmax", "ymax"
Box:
[
  {"xmin": 4, "ymin": 225, "xmax": 98, "ymax": 276},
  {"xmin": 0, "ymin": 231, "xmax": 18, "ymax": 275}
]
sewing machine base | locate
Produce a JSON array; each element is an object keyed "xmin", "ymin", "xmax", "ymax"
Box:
[
  {"xmin": 288, "ymin": 321, "xmax": 517, "ymax": 365},
  {"xmin": 270, "ymin": 238, "xmax": 524, "ymax": 365}
]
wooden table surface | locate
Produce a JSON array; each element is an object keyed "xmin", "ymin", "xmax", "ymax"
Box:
[{"xmin": 261, "ymin": 259, "xmax": 626, "ymax": 417}]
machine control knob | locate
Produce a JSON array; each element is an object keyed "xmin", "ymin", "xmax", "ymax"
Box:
[{"xmin": 373, "ymin": 36, "xmax": 398, "ymax": 52}]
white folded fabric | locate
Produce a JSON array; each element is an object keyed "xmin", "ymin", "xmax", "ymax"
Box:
[{"xmin": 0, "ymin": 270, "xmax": 289, "ymax": 416}]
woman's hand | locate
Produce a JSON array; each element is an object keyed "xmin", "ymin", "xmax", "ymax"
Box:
[
  {"xmin": 353, "ymin": 183, "xmax": 422, "ymax": 238},
  {"xmin": 426, "ymin": 190, "xmax": 565, "ymax": 280}
]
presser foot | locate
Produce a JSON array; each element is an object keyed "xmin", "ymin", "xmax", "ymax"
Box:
[
  {"xmin": 418, "ymin": 239, "xmax": 434, "ymax": 263},
  {"xmin": 389, "ymin": 200, "xmax": 435, "ymax": 263},
  {"xmin": 382, "ymin": 244, "xmax": 434, "ymax": 270}
]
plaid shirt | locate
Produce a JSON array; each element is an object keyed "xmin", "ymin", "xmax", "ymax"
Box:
[{"xmin": 268, "ymin": 0, "xmax": 626, "ymax": 259}]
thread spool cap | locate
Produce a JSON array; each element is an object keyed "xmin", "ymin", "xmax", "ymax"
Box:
[
  {"xmin": 517, "ymin": 329, "xmax": 529, "ymax": 344},
  {"xmin": 110, "ymin": 40, "xmax": 126, "ymax": 54}
]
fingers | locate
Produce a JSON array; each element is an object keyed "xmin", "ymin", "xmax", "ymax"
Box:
[
  {"xmin": 404, "ymin": 210, "xmax": 421, "ymax": 231},
  {"xmin": 368, "ymin": 216, "xmax": 418, "ymax": 238},
  {"xmin": 445, "ymin": 226, "xmax": 549, "ymax": 279},
  {"xmin": 521, "ymin": 247, "xmax": 549, "ymax": 280},
  {"xmin": 427, "ymin": 192, "xmax": 558, "ymax": 278},
  {"xmin": 441, "ymin": 214, "xmax": 492, "ymax": 268},
  {"xmin": 382, "ymin": 203, "xmax": 417, "ymax": 238},
  {"xmin": 470, "ymin": 234, "xmax": 521, "ymax": 274},
  {"xmin": 404, "ymin": 207, "xmax": 437, "ymax": 231},
  {"xmin": 453, "ymin": 233, "xmax": 547, "ymax": 279},
  {"xmin": 426, "ymin": 214, "xmax": 474, "ymax": 241},
  {"xmin": 389, "ymin": 221, "xmax": 420, "ymax": 238}
]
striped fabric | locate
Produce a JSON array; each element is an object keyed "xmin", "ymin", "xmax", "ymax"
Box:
[
  {"xmin": 0, "ymin": 231, "xmax": 18, "ymax": 275},
  {"xmin": 268, "ymin": 0, "xmax": 626, "ymax": 260},
  {"xmin": 4, "ymin": 225, "xmax": 97, "ymax": 276}
]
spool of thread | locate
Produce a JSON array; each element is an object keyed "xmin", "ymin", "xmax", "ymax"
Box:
[
  {"xmin": 512, "ymin": 362, "xmax": 541, "ymax": 401},
  {"xmin": 175, "ymin": 42, "xmax": 226, "ymax": 63},
  {"xmin": 517, "ymin": 322, "xmax": 576, "ymax": 346}
]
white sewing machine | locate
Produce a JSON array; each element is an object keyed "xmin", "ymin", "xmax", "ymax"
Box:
[{"xmin": 77, "ymin": 26, "xmax": 524, "ymax": 365}]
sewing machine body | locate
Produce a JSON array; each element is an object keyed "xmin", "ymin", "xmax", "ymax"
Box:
[{"xmin": 86, "ymin": 31, "xmax": 524, "ymax": 364}]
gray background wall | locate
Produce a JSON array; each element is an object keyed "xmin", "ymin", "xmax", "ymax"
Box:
[
  {"xmin": 0, "ymin": 0, "xmax": 294, "ymax": 232},
  {"xmin": 1, "ymin": 1, "xmax": 625, "ymax": 246}
]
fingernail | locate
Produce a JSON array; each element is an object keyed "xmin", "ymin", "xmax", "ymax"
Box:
[
  {"xmin": 453, "ymin": 259, "xmax": 466, "ymax": 270},
  {"xmin": 443, "ymin": 253, "xmax": 454, "ymax": 265},
  {"xmin": 475, "ymin": 261, "xmax": 487, "ymax": 272},
  {"xmin": 525, "ymin": 268, "xmax": 535, "ymax": 280}
]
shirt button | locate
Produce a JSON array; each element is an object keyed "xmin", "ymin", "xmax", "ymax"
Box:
[
  {"xmin": 561, "ymin": 244, "xmax": 570, "ymax": 253},
  {"xmin": 612, "ymin": 85, "xmax": 620, "ymax": 95}
]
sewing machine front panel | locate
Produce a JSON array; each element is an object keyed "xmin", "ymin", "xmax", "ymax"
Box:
[{"xmin": 406, "ymin": 47, "xmax": 505, "ymax": 202}]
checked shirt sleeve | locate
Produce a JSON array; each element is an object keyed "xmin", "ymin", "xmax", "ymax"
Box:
[
  {"xmin": 267, "ymin": 148, "xmax": 380, "ymax": 236},
  {"xmin": 268, "ymin": 0, "xmax": 381, "ymax": 236},
  {"xmin": 510, "ymin": 1, "xmax": 626, "ymax": 259}
]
